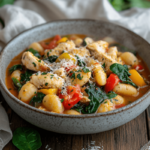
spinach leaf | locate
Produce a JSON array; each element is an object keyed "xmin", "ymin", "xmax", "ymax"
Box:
[
  {"xmin": 45, "ymin": 55, "xmax": 58, "ymax": 63},
  {"xmin": 102, "ymin": 63, "xmax": 105, "ymax": 69},
  {"xmin": 30, "ymin": 92, "xmax": 46, "ymax": 105},
  {"xmin": 77, "ymin": 74, "xmax": 83, "ymax": 80},
  {"xmin": 12, "ymin": 127, "xmax": 42, "ymax": 150},
  {"xmin": 81, "ymin": 84, "xmax": 117, "ymax": 114},
  {"xmin": 75, "ymin": 55, "xmax": 86, "ymax": 67},
  {"xmin": 71, "ymin": 102, "xmax": 85, "ymax": 112},
  {"xmin": 110, "ymin": 63, "xmax": 138, "ymax": 88},
  {"xmin": 20, "ymin": 70, "xmax": 33, "ymax": 84},
  {"xmin": 110, "ymin": 63, "xmax": 131, "ymax": 82},
  {"xmin": 27, "ymin": 48, "xmax": 41, "ymax": 58},
  {"xmin": 12, "ymin": 77, "xmax": 22, "ymax": 91},
  {"xmin": 9, "ymin": 64, "xmax": 22, "ymax": 73}
]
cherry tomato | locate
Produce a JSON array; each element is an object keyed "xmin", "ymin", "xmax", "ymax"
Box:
[
  {"xmin": 58, "ymin": 84, "xmax": 82, "ymax": 110},
  {"xmin": 105, "ymin": 74, "xmax": 120, "ymax": 93},
  {"xmin": 115, "ymin": 104, "xmax": 125, "ymax": 109},
  {"xmin": 134, "ymin": 65, "xmax": 143, "ymax": 71},
  {"xmin": 41, "ymin": 35, "xmax": 61, "ymax": 50}
]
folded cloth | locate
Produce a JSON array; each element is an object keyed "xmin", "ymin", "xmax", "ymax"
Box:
[
  {"xmin": 0, "ymin": 0, "xmax": 150, "ymax": 149},
  {"xmin": 0, "ymin": 104, "xmax": 12, "ymax": 150}
]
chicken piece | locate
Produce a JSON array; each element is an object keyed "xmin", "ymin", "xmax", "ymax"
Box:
[
  {"xmin": 107, "ymin": 46, "xmax": 118, "ymax": 59},
  {"xmin": 45, "ymin": 40, "xmax": 75, "ymax": 57},
  {"xmin": 69, "ymin": 47, "xmax": 90, "ymax": 57},
  {"xmin": 30, "ymin": 73, "xmax": 64, "ymax": 89},
  {"xmin": 22, "ymin": 51, "xmax": 49, "ymax": 72},
  {"xmin": 87, "ymin": 40, "xmax": 109, "ymax": 53},
  {"xmin": 53, "ymin": 68, "xmax": 66, "ymax": 79},
  {"xmin": 87, "ymin": 41, "xmax": 122, "ymax": 73}
]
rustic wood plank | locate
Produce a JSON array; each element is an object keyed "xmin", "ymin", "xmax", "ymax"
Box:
[
  {"xmin": 146, "ymin": 106, "xmax": 150, "ymax": 139},
  {"xmin": 1, "ymin": 90, "xmax": 149, "ymax": 150}
]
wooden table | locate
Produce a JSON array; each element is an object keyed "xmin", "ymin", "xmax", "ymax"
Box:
[{"xmin": 1, "ymin": 91, "xmax": 150, "ymax": 150}]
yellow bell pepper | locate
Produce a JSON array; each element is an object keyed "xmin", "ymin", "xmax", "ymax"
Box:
[
  {"xmin": 129, "ymin": 69, "xmax": 146, "ymax": 86},
  {"xmin": 56, "ymin": 53, "xmax": 76, "ymax": 63},
  {"xmin": 57, "ymin": 37, "xmax": 68, "ymax": 44},
  {"xmin": 38, "ymin": 89, "xmax": 58, "ymax": 95}
]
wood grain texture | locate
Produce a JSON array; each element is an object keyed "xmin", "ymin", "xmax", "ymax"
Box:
[{"xmin": 1, "ymin": 91, "xmax": 149, "ymax": 150}]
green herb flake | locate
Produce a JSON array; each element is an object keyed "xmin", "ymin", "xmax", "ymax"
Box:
[
  {"xmin": 102, "ymin": 63, "xmax": 105, "ymax": 69},
  {"xmin": 12, "ymin": 127, "xmax": 42, "ymax": 150},
  {"xmin": 32, "ymin": 62, "xmax": 36, "ymax": 67},
  {"xmin": 69, "ymin": 71, "xmax": 76, "ymax": 79},
  {"xmin": 61, "ymin": 98, "xmax": 64, "ymax": 103},
  {"xmin": 45, "ymin": 82, "xmax": 48, "ymax": 86},
  {"xmin": 38, "ymin": 60, "xmax": 41, "ymax": 62},
  {"xmin": 41, "ymin": 72, "xmax": 47, "ymax": 75},
  {"xmin": 77, "ymin": 74, "xmax": 83, "ymax": 80},
  {"xmin": 44, "ymin": 55, "xmax": 58, "ymax": 63},
  {"xmin": 82, "ymin": 67, "xmax": 90, "ymax": 73},
  {"xmin": 75, "ymin": 55, "xmax": 86, "ymax": 67}
]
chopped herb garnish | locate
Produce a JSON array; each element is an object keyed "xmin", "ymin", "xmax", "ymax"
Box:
[
  {"xmin": 82, "ymin": 67, "xmax": 90, "ymax": 73},
  {"xmin": 27, "ymin": 48, "xmax": 41, "ymax": 58},
  {"xmin": 50, "ymin": 74, "xmax": 54, "ymax": 79},
  {"xmin": 45, "ymin": 55, "xmax": 58, "ymax": 63},
  {"xmin": 45, "ymin": 83, "xmax": 48, "ymax": 86},
  {"xmin": 77, "ymin": 74, "xmax": 83, "ymax": 80},
  {"xmin": 102, "ymin": 63, "xmax": 105, "ymax": 69},
  {"xmin": 38, "ymin": 60, "xmax": 41, "ymax": 62},
  {"xmin": 82, "ymin": 38, "xmax": 87, "ymax": 46},
  {"xmin": 32, "ymin": 62, "xmax": 36, "ymax": 67},
  {"xmin": 41, "ymin": 72, "xmax": 47, "ymax": 75},
  {"xmin": 69, "ymin": 71, "xmax": 75, "ymax": 79},
  {"xmin": 75, "ymin": 55, "xmax": 86, "ymax": 67},
  {"xmin": 9, "ymin": 64, "xmax": 22, "ymax": 74},
  {"xmin": 61, "ymin": 98, "xmax": 64, "ymax": 103}
]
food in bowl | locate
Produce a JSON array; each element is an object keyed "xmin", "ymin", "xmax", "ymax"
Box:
[{"xmin": 5, "ymin": 34, "xmax": 150, "ymax": 115}]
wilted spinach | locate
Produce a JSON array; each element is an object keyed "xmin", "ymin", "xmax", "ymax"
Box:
[
  {"xmin": 110, "ymin": 63, "xmax": 138, "ymax": 88},
  {"xmin": 9, "ymin": 64, "xmax": 22, "ymax": 73},
  {"xmin": 12, "ymin": 127, "xmax": 42, "ymax": 150},
  {"xmin": 72, "ymin": 84, "xmax": 117, "ymax": 114},
  {"xmin": 20, "ymin": 70, "xmax": 33, "ymax": 84},
  {"xmin": 30, "ymin": 92, "xmax": 46, "ymax": 105},
  {"xmin": 12, "ymin": 77, "xmax": 22, "ymax": 91}
]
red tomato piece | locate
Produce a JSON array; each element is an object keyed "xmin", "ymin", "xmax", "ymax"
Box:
[
  {"xmin": 115, "ymin": 104, "xmax": 125, "ymax": 109},
  {"xmin": 40, "ymin": 35, "xmax": 61, "ymax": 50},
  {"xmin": 58, "ymin": 84, "xmax": 82, "ymax": 110},
  {"xmin": 53, "ymin": 35, "xmax": 61, "ymax": 41},
  {"xmin": 134, "ymin": 65, "xmax": 143, "ymax": 71},
  {"xmin": 105, "ymin": 74, "xmax": 120, "ymax": 93}
]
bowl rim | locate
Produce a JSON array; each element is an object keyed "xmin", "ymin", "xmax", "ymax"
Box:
[{"xmin": 1, "ymin": 19, "xmax": 150, "ymax": 118}]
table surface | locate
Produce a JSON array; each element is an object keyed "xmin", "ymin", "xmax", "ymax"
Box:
[{"xmin": 1, "ymin": 91, "xmax": 150, "ymax": 150}]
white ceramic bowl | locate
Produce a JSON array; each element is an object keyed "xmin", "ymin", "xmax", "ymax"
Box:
[{"xmin": 0, "ymin": 20, "xmax": 150, "ymax": 134}]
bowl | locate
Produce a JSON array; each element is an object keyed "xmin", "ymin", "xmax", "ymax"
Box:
[{"xmin": 0, "ymin": 19, "xmax": 150, "ymax": 134}]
